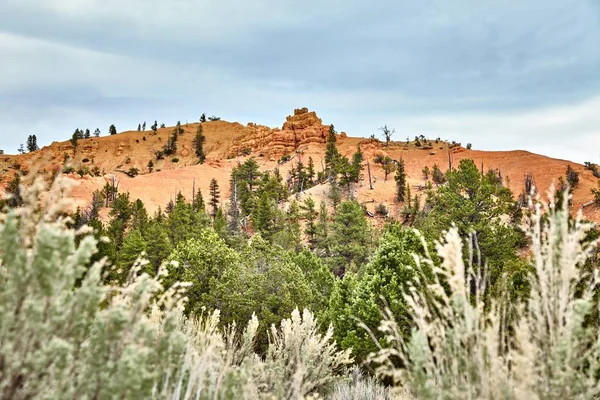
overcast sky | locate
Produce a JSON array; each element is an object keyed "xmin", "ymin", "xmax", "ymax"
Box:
[{"xmin": 1, "ymin": 0, "xmax": 599, "ymax": 163}]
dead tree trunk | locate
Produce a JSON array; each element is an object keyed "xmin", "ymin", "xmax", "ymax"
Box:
[{"xmin": 367, "ymin": 160, "xmax": 373, "ymax": 190}]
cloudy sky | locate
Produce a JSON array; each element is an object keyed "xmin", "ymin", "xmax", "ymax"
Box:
[{"xmin": 1, "ymin": 0, "xmax": 599, "ymax": 163}]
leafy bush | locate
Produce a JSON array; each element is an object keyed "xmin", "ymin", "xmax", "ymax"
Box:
[{"xmin": 375, "ymin": 203, "xmax": 389, "ymax": 217}]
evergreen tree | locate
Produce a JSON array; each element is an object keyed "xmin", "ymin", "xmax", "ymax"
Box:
[
  {"xmin": 93, "ymin": 128, "xmax": 101, "ymax": 137},
  {"xmin": 231, "ymin": 158, "xmax": 262, "ymax": 216},
  {"xmin": 142, "ymin": 121, "xmax": 146, "ymax": 131},
  {"xmin": 70, "ymin": 132, "xmax": 79, "ymax": 149},
  {"xmin": 328, "ymin": 180, "xmax": 342, "ymax": 210},
  {"xmin": 117, "ymin": 229, "xmax": 148, "ymax": 281},
  {"xmin": 351, "ymin": 145, "xmax": 364, "ymax": 182},
  {"xmin": 26, "ymin": 135, "xmax": 39, "ymax": 153},
  {"xmin": 330, "ymin": 200, "xmax": 371, "ymax": 276},
  {"xmin": 415, "ymin": 158, "xmax": 528, "ymax": 301},
  {"xmin": 337, "ymin": 156, "xmax": 354, "ymax": 193},
  {"xmin": 200, "ymin": 113, "xmax": 207, "ymax": 123},
  {"xmin": 143, "ymin": 220, "xmax": 172, "ymax": 274},
  {"xmin": 395, "ymin": 158, "xmax": 406, "ymax": 202},
  {"xmin": 432, "ymin": 163, "xmax": 446, "ymax": 185},
  {"xmin": 109, "ymin": 125, "xmax": 117, "ymax": 135},
  {"xmin": 252, "ymin": 192, "xmax": 281, "ymax": 241},
  {"xmin": 147, "ymin": 160, "xmax": 154, "ymax": 173},
  {"xmin": 324, "ymin": 125, "xmax": 340, "ymax": 180},
  {"xmin": 195, "ymin": 123, "xmax": 206, "ymax": 163},
  {"xmin": 192, "ymin": 188, "xmax": 205, "ymax": 213},
  {"xmin": 130, "ymin": 199, "xmax": 149, "ymax": 234},
  {"xmin": 209, "ymin": 178, "xmax": 220, "ymax": 217},
  {"xmin": 301, "ymin": 197, "xmax": 319, "ymax": 248},
  {"xmin": 84, "ymin": 129, "xmax": 91, "ymax": 139},
  {"xmin": 566, "ymin": 164, "xmax": 579, "ymax": 188},
  {"xmin": 307, "ymin": 156, "xmax": 316, "ymax": 187},
  {"xmin": 137, "ymin": 124, "xmax": 141, "ymax": 131}
]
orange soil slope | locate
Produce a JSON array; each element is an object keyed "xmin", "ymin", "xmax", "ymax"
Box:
[{"xmin": 1, "ymin": 108, "xmax": 598, "ymax": 223}]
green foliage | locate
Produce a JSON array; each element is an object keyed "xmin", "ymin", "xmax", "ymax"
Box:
[
  {"xmin": 325, "ymin": 125, "xmax": 340, "ymax": 179},
  {"xmin": 194, "ymin": 123, "xmax": 206, "ymax": 163},
  {"xmin": 431, "ymin": 163, "xmax": 446, "ymax": 185},
  {"xmin": 126, "ymin": 167, "xmax": 139, "ymax": 177},
  {"xmin": 566, "ymin": 164, "xmax": 579, "ymax": 188},
  {"xmin": 109, "ymin": 124, "xmax": 117, "ymax": 135},
  {"xmin": 329, "ymin": 200, "xmax": 372, "ymax": 275},
  {"xmin": 26, "ymin": 134, "xmax": 39, "ymax": 152},
  {"xmin": 395, "ymin": 158, "xmax": 406, "ymax": 202},
  {"xmin": 415, "ymin": 158, "xmax": 528, "ymax": 301},
  {"xmin": 331, "ymin": 225, "xmax": 433, "ymax": 360},
  {"xmin": 368, "ymin": 191, "xmax": 600, "ymax": 399},
  {"xmin": 209, "ymin": 178, "xmax": 220, "ymax": 217}
]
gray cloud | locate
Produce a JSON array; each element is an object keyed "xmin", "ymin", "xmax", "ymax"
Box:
[{"xmin": 0, "ymin": 0, "xmax": 599, "ymax": 162}]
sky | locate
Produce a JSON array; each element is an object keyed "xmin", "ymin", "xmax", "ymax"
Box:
[{"xmin": 1, "ymin": 0, "xmax": 599, "ymax": 163}]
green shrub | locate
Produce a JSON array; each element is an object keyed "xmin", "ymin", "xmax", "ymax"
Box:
[
  {"xmin": 126, "ymin": 167, "xmax": 139, "ymax": 177},
  {"xmin": 171, "ymin": 158, "xmax": 179, "ymax": 163}
]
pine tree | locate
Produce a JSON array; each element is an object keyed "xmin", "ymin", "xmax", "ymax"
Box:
[
  {"xmin": 192, "ymin": 188, "xmax": 205, "ymax": 213},
  {"xmin": 109, "ymin": 125, "xmax": 117, "ymax": 135},
  {"xmin": 395, "ymin": 158, "xmax": 406, "ymax": 202},
  {"xmin": 330, "ymin": 200, "xmax": 371, "ymax": 276},
  {"xmin": 351, "ymin": 145, "xmax": 364, "ymax": 182},
  {"xmin": 194, "ymin": 124, "xmax": 206, "ymax": 163},
  {"xmin": 209, "ymin": 178, "xmax": 220, "ymax": 217},
  {"xmin": 324, "ymin": 125, "xmax": 340, "ymax": 180},
  {"xmin": 93, "ymin": 128, "xmax": 101, "ymax": 137},
  {"xmin": 137, "ymin": 124, "xmax": 141, "ymax": 131},
  {"xmin": 26, "ymin": 135, "xmax": 38, "ymax": 153},
  {"xmin": 144, "ymin": 220, "xmax": 172, "ymax": 274},
  {"xmin": 307, "ymin": 156, "xmax": 316, "ymax": 187},
  {"xmin": 70, "ymin": 132, "xmax": 79, "ymax": 149},
  {"xmin": 328, "ymin": 180, "xmax": 342, "ymax": 210},
  {"xmin": 337, "ymin": 156, "xmax": 354, "ymax": 193},
  {"xmin": 117, "ymin": 229, "xmax": 148, "ymax": 281},
  {"xmin": 142, "ymin": 121, "xmax": 146, "ymax": 131},
  {"xmin": 84, "ymin": 129, "xmax": 91, "ymax": 139},
  {"xmin": 148, "ymin": 160, "xmax": 154, "ymax": 173},
  {"xmin": 301, "ymin": 197, "xmax": 318, "ymax": 248}
]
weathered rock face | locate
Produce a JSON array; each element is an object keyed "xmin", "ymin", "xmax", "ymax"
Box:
[{"xmin": 230, "ymin": 108, "xmax": 330, "ymax": 157}]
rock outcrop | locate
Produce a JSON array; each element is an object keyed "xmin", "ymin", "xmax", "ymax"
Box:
[{"xmin": 229, "ymin": 108, "xmax": 330, "ymax": 158}]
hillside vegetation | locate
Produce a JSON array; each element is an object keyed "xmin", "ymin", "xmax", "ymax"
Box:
[{"xmin": 2, "ymin": 109, "xmax": 600, "ymax": 399}]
